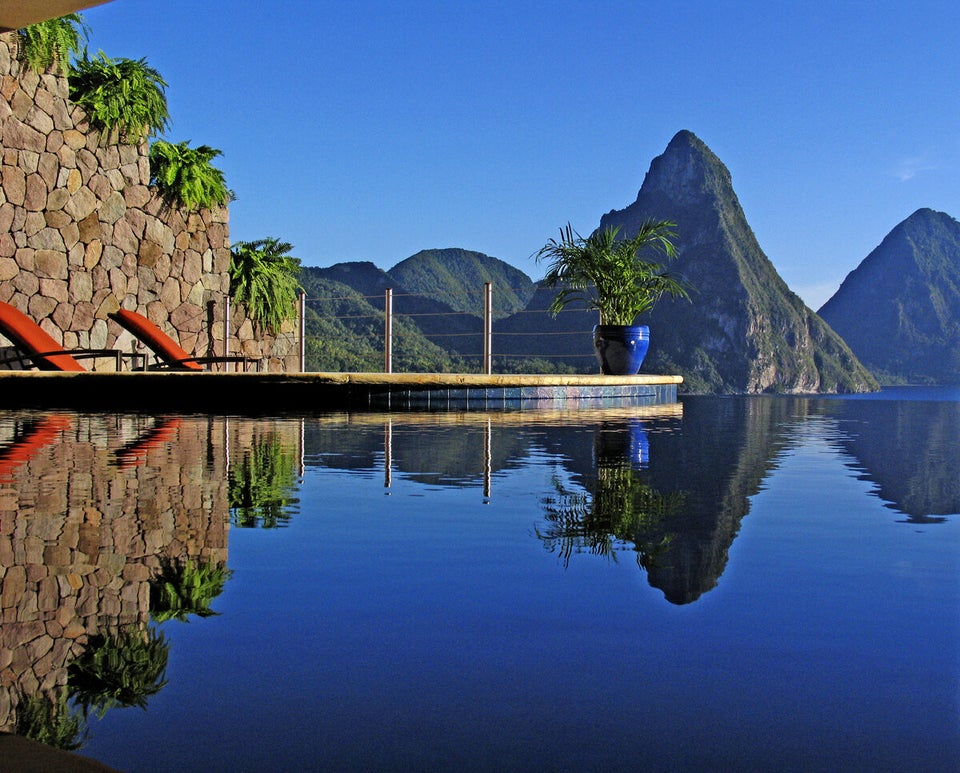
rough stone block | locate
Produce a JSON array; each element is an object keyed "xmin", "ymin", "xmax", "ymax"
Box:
[
  {"xmin": 1, "ymin": 164, "xmax": 25, "ymax": 205},
  {"xmin": 39, "ymin": 278, "xmax": 68, "ymax": 304},
  {"xmin": 123, "ymin": 184, "xmax": 151, "ymax": 209},
  {"xmin": 87, "ymin": 172, "xmax": 112, "ymax": 201},
  {"xmin": 171, "ymin": 302, "xmax": 203, "ymax": 333},
  {"xmin": 77, "ymin": 211, "xmax": 100, "ymax": 242},
  {"xmin": 43, "ymin": 209, "xmax": 71, "ymax": 229},
  {"xmin": 0, "ymin": 257, "xmax": 18, "ymax": 281},
  {"xmin": 23, "ymin": 173, "xmax": 46, "ymax": 211},
  {"xmin": 28, "ymin": 292, "xmax": 57, "ymax": 320},
  {"xmin": 52, "ymin": 300, "xmax": 74, "ymax": 329},
  {"xmin": 3, "ymin": 115, "xmax": 44, "ymax": 150},
  {"xmin": 64, "ymin": 185, "xmax": 95, "ymax": 220},
  {"xmin": 28, "ymin": 227, "xmax": 65, "ymax": 252},
  {"xmin": 0, "ymin": 233, "xmax": 15, "ymax": 259},
  {"xmin": 62, "ymin": 129, "xmax": 85, "ymax": 150},
  {"xmin": 112, "ymin": 218, "xmax": 138, "ymax": 254},
  {"xmin": 83, "ymin": 240, "xmax": 102, "ymax": 269},
  {"xmin": 34, "ymin": 250, "xmax": 67, "ymax": 279},
  {"xmin": 69, "ymin": 271, "xmax": 93, "ymax": 303}
]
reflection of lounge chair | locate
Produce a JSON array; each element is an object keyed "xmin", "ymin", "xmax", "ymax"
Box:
[
  {"xmin": 0, "ymin": 301, "xmax": 122, "ymax": 371},
  {"xmin": 0, "ymin": 414, "xmax": 72, "ymax": 481},
  {"xmin": 114, "ymin": 417, "xmax": 182, "ymax": 469},
  {"xmin": 110, "ymin": 309, "xmax": 257, "ymax": 371}
]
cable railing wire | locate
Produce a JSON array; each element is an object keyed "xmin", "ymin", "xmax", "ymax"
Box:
[{"xmin": 300, "ymin": 284, "xmax": 600, "ymax": 373}]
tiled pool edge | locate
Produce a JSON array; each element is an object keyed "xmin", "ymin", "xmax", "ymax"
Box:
[{"xmin": 0, "ymin": 372, "xmax": 681, "ymax": 412}]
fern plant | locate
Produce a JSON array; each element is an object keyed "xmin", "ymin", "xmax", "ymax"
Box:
[
  {"xmin": 17, "ymin": 13, "xmax": 88, "ymax": 75},
  {"xmin": 230, "ymin": 238, "xmax": 303, "ymax": 332},
  {"xmin": 149, "ymin": 140, "xmax": 233, "ymax": 210},
  {"xmin": 69, "ymin": 52, "xmax": 170, "ymax": 143}
]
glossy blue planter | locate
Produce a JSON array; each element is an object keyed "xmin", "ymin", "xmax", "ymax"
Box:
[{"xmin": 593, "ymin": 325, "xmax": 650, "ymax": 375}]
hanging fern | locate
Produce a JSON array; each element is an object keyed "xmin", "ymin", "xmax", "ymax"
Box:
[
  {"xmin": 230, "ymin": 238, "xmax": 303, "ymax": 333},
  {"xmin": 17, "ymin": 13, "xmax": 89, "ymax": 75},
  {"xmin": 149, "ymin": 139, "xmax": 233, "ymax": 211},
  {"xmin": 68, "ymin": 52, "xmax": 170, "ymax": 143}
]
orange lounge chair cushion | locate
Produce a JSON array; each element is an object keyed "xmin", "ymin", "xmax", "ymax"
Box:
[
  {"xmin": 111, "ymin": 309, "xmax": 203, "ymax": 370},
  {"xmin": 0, "ymin": 302, "xmax": 84, "ymax": 371}
]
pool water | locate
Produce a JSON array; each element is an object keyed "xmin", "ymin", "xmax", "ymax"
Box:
[{"xmin": 1, "ymin": 389, "xmax": 957, "ymax": 771}]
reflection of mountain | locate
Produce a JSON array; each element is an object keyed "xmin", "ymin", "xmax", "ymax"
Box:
[
  {"xmin": 820, "ymin": 398, "xmax": 960, "ymax": 522},
  {"xmin": 302, "ymin": 403, "xmax": 797, "ymax": 605},
  {"xmin": 550, "ymin": 397, "xmax": 800, "ymax": 604}
]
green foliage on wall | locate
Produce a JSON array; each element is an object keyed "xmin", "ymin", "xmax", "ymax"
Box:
[
  {"xmin": 69, "ymin": 52, "xmax": 170, "ymax": 143},
  {"xmin": 17, "ymin": 13, "xmax": 88, "ymax": 75},
  {"xmin": 149, "ymin": 140, "xmax": 232, "ymax": 211},
  {"xmin": 230, "ymin": 238, "xmax": 302, "ymax": 333}
]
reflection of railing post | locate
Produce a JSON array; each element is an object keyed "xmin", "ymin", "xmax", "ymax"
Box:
[
  {"xmin": 384, "ymin": 288, "xmax": 393, "ymax": 374},
  {"xmin": 384, "ymin": 419, "xmax": 392, "ymax": 490},
  {"xmin": 299, "ymin": 291, "xmax": 306, "ymax": 373},
  {"xmin": 483, "ymin": 416, "xmax": 491, "ymax": 502},
  {"xmin": 483, "ymin": 282, "xmax": 492, "ymax": 375}
]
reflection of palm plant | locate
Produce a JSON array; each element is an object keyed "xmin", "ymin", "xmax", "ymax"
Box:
[
  {"xmin": 17, "ymin": 14, "xmax": 88, "ymax": 75},
  {"xmin": 69, "ymin": 52, "xmax": 170, "ymax": 143},
  {"xmin": 150, "ymin": 557, "xmax": 233, "ymax": 623},
  {"xmin": 15, "ymin": 688, "xmax": 87, "ymax": 751},
  {"xmin": 539, "ymin": 466, "xmax": 683, "ymax": 569},
  {"xmin": 229, "ymin": 435, "xmax": 299, "ymax": 528},
  {"xmin": 68, "ymin": 626, "xmax": 169, "ymax": 718},
  {"xmin": 149, "ymin": 140, "xmax": 233, "ymax": 211}
]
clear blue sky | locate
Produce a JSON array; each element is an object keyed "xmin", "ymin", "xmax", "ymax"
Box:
[{"xmin": 82, "ymin": 0, "xmax": 958, "ymax": 310}]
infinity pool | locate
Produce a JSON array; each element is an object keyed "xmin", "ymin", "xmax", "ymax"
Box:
[{"xmin": 1, "ymin": 388, "xmax": 957, "ymax": 771}]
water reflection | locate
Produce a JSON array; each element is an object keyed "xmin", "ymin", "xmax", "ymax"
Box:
[
  {"xmin": 0, "ymin": 413, "xmax": 300, "ymax": 748},
  {"xmin": 0, "ymin": 393, "xmax": 956, "ymax": 762},
  {"xmin": 818, "ymin": 397, "xmax": 960, "ymax": 522}
]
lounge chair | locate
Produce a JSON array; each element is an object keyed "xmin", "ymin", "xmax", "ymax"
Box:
[
  {"xmin": 110, "ymin": 309, "xmax": 257, "ymax": 371},
  {"xmin": 0, "ymin": 301, "xmax": 122, "ymax": 371}
]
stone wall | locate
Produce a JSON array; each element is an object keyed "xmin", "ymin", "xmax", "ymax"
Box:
[{"xmin": 0, "ymin": 32, "xmax": 299, "ymax": 371}]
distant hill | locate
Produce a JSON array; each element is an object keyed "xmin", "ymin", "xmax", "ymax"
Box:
[
  {"xmin": 598, "ymin": 130, "xmax": 877, "ymax": 393},
  {"xmin": 298, "ymin": 270, "xmax": 466, "ymax": 372},
  {"xmin": 389, "ymin": 248, "xmax": 536, "ymax": 321},
  {"xmin": 818, "ymin": 208, "xmax": 960, "ymax": 384}
]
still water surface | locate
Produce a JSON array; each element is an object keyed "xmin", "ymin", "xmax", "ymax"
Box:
[{"xmin": 0, "ymin": 388, "xmax": 957, "ymax": 771}]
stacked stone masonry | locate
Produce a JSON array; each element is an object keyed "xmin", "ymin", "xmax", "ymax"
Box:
[{"xmin": 0, "ymin": 33, "xmax": 298, "ymax": 371}]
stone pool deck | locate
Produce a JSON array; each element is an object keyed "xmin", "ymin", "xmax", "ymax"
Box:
[{"xmin": 0, "ymin": 371, "xmax": 681, "ymax": 412}]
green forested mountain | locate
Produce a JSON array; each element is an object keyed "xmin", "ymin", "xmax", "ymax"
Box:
[
  {"xmin": 389, "ymin": 248, "xmax": 536, "ymax": 320},
  {"xmin": 598, "ymin": 130, "xmax": 877, "ymax": 393},
  {"xmin": 298, "ymin": 270, "xmax": 466, "ymax": 372},
  {"xmin": 818, "ymin": 208, "xmax": 960, "ymax": 384}
]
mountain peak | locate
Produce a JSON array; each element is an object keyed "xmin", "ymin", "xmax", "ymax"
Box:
[
  {"xmin": 599, "ymin": 132, "xmax": 876, "ymax": 393},
  {"xmin": 818, "ymin": 208, "xmax": 960, "ymax": 383}
]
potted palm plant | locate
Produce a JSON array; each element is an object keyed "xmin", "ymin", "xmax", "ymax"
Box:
[{"xmin": 536, "ymin": 220, "xmax": 689, "ymax": 374}]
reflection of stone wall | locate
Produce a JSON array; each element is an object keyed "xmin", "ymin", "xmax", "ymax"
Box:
[
  {"xmin": 0, "ymin": 33, "xmax": 299, "ymax": 371},
  {"xmin": 0, "ymin": 415, "xmax": 230, "ymax": 731}
]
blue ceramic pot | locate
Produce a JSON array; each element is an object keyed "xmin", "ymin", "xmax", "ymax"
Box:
[{"xmin": 593, "ymin": 325, "xmax": 650, "ymax": 375}]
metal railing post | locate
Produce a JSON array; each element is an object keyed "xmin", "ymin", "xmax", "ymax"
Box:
[
  {"xmin": 384, "ymin": 288, "xmax": 393, "ymax": 373},
  {"xmin": 483, "ymin": 282, "xmax": 492, "ymax": 375},
  {"xmin": 299, "ymin": 291, "xmax": 306, "ymax": 372}
]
